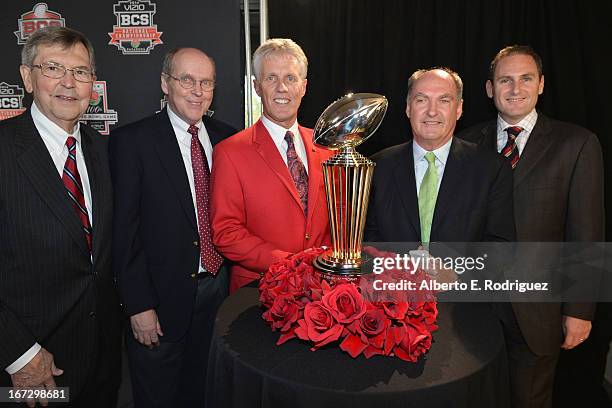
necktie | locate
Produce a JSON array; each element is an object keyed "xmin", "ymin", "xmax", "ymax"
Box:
[
  {"xmin": 501, "ymin": 126, "xmax": 523, "ymax": 169},
  {"xmin": 418, "ymin": 152, "xmax": 438, "ymax": 246},
  {"xmin": 188, "ymin": 125, "xmax": 223, "ymax": 274},
  {"xmin": 285, "ymin": 131, "xmax": 308, "ymax": 216},
  {"xmin": 62, "ymin": 136, "xmax": 92, "ymax": 253}
]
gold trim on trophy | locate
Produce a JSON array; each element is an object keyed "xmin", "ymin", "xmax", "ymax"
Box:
[{"xmin": 312, "ymin": 93, "xmax": 388, "ymax": 277}]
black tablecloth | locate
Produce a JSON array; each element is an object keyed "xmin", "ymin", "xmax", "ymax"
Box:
[{"xmin": 206, "ymin": 288, "xmax": 509, "ymax": 408}]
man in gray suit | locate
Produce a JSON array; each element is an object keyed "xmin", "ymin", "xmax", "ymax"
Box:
[{"xmin": 460, "ymin": 45, "xmax": 605, "ymax": 408}]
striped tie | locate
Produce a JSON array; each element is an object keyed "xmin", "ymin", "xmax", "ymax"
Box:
[
  {"xmin": 501, "ymin": 126, "xmax": 523, "ymax": 169},
  {"xmin": 62, "ymin": 136, "xmax": 92, "ymax": 252}
]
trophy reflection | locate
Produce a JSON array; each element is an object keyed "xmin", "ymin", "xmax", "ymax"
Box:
[{"xmin": 312, "ymin": 93, "xmax": 388, "ymax": 278}]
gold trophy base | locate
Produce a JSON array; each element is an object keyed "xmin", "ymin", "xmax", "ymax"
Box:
[{"xmin": 313, "ymin": 249, "xmax": 372, "ymax": 283}]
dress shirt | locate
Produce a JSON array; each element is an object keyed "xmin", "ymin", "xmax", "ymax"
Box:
[
  {"xmin": 260, "ymin": 114, "xmax": 309, "ymax": 174},
  {"xmin": 413, "ymin": 137, "xmax": 452, "ymax": 197},
  {"xmin": 167, "ymin": 106, "xmax": 213, "ymax": 274},
  {"xmin": 6, "ymin": 102, "xmax": 95, "ymax": 374},
  {"xmin": 496, "ymin": 109, "xmax": 538, "ymax": 155}
]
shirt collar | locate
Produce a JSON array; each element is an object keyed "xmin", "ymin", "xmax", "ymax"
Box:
[
  {"xmin": 413, "ymin": 137, "xmax": 453, "ymax": 166},
  {"xmin": 31, "ymin": 101, "xmax": 81, "ymax": 148},
  {"xmin": 167, "ymin": 104, "xmax": 203, "ymax": 136},
  {"xmin": 260, "ymin": 114, "xmax": 300, "ymax": 145},
  {"xmin": 497, "ymin": 109, "xmax": 538, "ymax": 134}
]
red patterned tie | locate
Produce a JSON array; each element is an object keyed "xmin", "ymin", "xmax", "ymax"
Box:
[
  {"xmin": 285, "ymin": 131, "xmax": 308, "ymax": 216},
  {"xmin": 188, "ymin": 125, "xmax": 223, "ymax": 274},
  {"xmin": 501, "ymin": 126, "xmax": 523, "ymax": 169},
  {"xmin": 62, "ymin": 136, "xmax": 92, "ymax": 253}
]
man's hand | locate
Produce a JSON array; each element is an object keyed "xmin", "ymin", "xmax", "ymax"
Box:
[
  {"xmin": 10, "ymin": 348, "xmax": 63, "ymax": 407},
  {"xmin": 130, "ymin": 309, "xmax": 163, "ymax": 348},
  {"xmin": 561, "ymin": 315, "xmax": 591, "ymax": 350}
]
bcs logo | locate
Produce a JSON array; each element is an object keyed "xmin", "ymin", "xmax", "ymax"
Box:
[
  {"xmin": 0, "ymin": 82, "xmax": 27, "ymax": 121},
  {"xmin": 80, "ymin": 81, "xmax": 119, "ymax": 135},
  {"xmin": 14, "ymin": 3, "xmax": 66, "ymax": 45},
  {"xmin": 108, "ymin": 0, "xmax": 163, "ymax": 55}
]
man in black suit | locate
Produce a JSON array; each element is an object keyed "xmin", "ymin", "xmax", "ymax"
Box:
[
  {"xmin": 110, "ymin": 48, "xmax": 236, "ymax": 407},
  {"xmin": 0, "ymin": 27, "xmax": 122, "ymax": 407},
  {"xmin": 459, "ymin": 45, "xmax": 606, "ymax": 408},
  {"xmin": 366, "ymin": 67, "xmax": 515, "ymax": 244}
]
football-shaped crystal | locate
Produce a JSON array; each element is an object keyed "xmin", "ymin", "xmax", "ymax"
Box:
[{"xmin": 313, "ymin": 93, "xmax": 387, "ymax": 149}]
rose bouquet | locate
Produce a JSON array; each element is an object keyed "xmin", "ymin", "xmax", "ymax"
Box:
[{"xmin": 259, "ymin": 247, "xmax": 438, "ymax": 362}]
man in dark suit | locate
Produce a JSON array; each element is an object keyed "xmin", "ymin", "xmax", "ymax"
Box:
[
  {"xmin": 0, "ymin": 27, "xmax": 122, "ymax": 407},
  {"xmin": 110, "ymin": 48, "xmax": 236, "ymax": 407},
  {"xmin": 365, "ymin": 67, "xmax": 515, "ymax": 245},
  {"xmin": 459, "ymin": 45, "xmax": 606, "ymax": 408}
]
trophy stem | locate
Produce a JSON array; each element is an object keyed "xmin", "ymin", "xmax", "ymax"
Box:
[{"xmin": 314, "ymin": 145, "xmax": 375, "ymax": 275}]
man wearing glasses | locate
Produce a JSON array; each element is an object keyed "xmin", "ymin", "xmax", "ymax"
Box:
[
  {"xmin": 109, "ymin": 47, "xmax": 236, "ymax": 407},
  {"xmin": 0, "ymin": 27, "xmax": 122, "ymax": 407}
]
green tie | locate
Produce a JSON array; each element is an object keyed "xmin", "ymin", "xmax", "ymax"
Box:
[{"xmin": 418, "ymin": 152, "xmax": 438, "ymax": 245}]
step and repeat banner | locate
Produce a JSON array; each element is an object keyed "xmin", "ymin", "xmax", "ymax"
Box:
[{"xmin": 0, "ymin": 1, "xmax": 242, "ymax": 132}]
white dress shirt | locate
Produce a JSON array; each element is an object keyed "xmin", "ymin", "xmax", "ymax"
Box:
[
  {"xmin": 496, "ymin": 109, "xmax": 538, "ymax": 155},
  {"xmin": 6, "ymin": 103, "xmax": 94, "ymax": 374},
  {"xmin": 260, "ymin": 115, "xmax": 309, "ymax": 174},
  {"xmin": 413, "ymin": 137, "xmax": 453, "ymax": 197},
  {"xmin": 167, "ymin": 106, "xmax": 213, "ymax": 274}
]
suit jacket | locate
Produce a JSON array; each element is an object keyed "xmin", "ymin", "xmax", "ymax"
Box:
[
  {"xmin": 109, "ymin": 109, "xmax": 236, "ymax": 342},
  {"xmin": 459, "ymin": 112, "xmax": 605, "ymax": 355},
  {"xmin": 211, "ymin": 120, "xmax": 333, "ymax": 292},
  {"xmin": 365, "ymin": 137, "xmax": 515, "ymax": 243},
  {"xmin": 0, "ymin": 110, "xmax": 122, "ymax": 395}
]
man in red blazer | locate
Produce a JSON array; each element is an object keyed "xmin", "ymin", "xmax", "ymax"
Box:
[{"xmin": 211, "ymin": 38, "xmax": 332, "ymax": 292}]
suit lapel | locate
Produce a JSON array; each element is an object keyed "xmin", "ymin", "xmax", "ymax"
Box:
[
  {"xmin": 152, "ymin": 111, "xmax": 198, "ymax": 230},
  {"xmin": 14, "ymin": 112, "xmax": 90, "ymax": 255},
  {"xmin": 393, "ymin": 142, "xmax": 420, "ymax": 237},
  {"xmin": 431, "ymin": 138, "xmax": 466, "ymax": 234},
  {"xmin": 252, "ymin": 120, "xmax": 303, "ymax": 212},
  {"xmin": 513, "ymin": 113, "xmax": 554, "ymax": 188},
  {"xmin": 301, "ymin": 126, "xmax": 323, "ymax": 224},
  {"xmin": 80, "ymin": 126, "xmax": 104, "ymax": 259}
]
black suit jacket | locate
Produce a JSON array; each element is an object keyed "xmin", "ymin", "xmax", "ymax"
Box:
[
  {"xmin": 0, "ymin": 110, "xmax": 122, "ymax": 394},
  {"xmin": 459, "ymin": 112, "xmax": 605, "ymax": 355},
  {"xmin": 109, "ymin": 109, "xmax": 237, "ymax": 341},
  {"xmin": 365, "ymin": 137, "xmax": 515, "ymax": 243}
]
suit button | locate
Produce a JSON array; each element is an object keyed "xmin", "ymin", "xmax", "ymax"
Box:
[
  {"xmin": 191, "ymin": 273, "xmax": 197, "ymax": 278},
  {"xmin": 193, "ymin": 241, "xmax": 199, "ymax": 247},
  {"xmin": 89, "ymin": 311, "xmax": 96, "ymax": 317},
  {"xmin": 305, "ymin": 234, "xmax": 310, "ymax": 240}
]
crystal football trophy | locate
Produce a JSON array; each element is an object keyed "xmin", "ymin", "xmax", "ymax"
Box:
[{"xmin": 312, "ymin": 93, "xmax": 388, "ymax": 279}]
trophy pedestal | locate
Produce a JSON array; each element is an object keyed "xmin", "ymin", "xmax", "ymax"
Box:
[{"xmin": 313, "ymin": 249, "xmax": 373, "ymax": 284}]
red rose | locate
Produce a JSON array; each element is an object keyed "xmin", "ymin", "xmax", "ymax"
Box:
[
  {"xmin": 295, "ymin": 301, "xmax": 343, "ymax": 348},
  {"xmin": 322, "ymin": 284, "xmax": 366, "ymax": 324},
  {"xmin": 343, "ymin": 305, "xmax": 391, "ymax": 358},
  {"xmin": 263, "ymin": 294, "xmax": 300, "ymax": 333},
  {"xmin": 393, "ymin": 320, "xmax": 433, "ymax": 362},
  {"xmin": 383, "ymin": 301, "xmax": 409, "ymax": 320}
]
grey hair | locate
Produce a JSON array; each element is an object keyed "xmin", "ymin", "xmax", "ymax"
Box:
[
  {"xmin": 407, "ymin": 67, "xmax": 463, "ymax": 101},
  {"xmin": 252, "ymin": 38, "xmax": 307, "ymax": 80},
  {"xmin": 21, "ymin": 26, "xmax": 95, "ymax": 72}
]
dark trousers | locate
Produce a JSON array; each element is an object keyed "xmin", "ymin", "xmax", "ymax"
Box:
[
  {"xmin": 496, "ymin": 303, "xmax": 559, "ymax": 408},
  {"xmin": 126, "ymin": 268, "xmax": 228, "ymax": 408}
]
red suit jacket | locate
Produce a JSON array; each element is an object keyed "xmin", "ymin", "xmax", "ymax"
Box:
[{"xmin": 211, "ymin": 120, "xmax": 332, "ymax": 292}]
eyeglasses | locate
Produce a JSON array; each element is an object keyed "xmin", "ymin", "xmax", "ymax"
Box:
[
  {"xmin": 30, "ymin": 62, "xmax": 95, "ymax": 83},
  {"xmin": 164, "ymin": 73, "xmax": 215, "ymax": 91}
]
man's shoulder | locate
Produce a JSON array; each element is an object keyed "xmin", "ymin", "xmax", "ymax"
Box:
[
  {"xmin": 215, "ymin": 123, "xmax": 257, "ymax": 150},
  {"xmin": 111, "ymin": 111, "xmax": 167, "ymax": 139},
  {"xmin": 204, "ymin": 115, "xmax": 239, "ymax": 139},
  {"xmin": 457, "ymin": 120, "xmax": 495, "ymax": 144},
  {"xmin": 370, "ymin": 142, "xmax": 411, "ymax": 164},
  {"xmin": 540, "ymin": 114, "xmax": 596, "ymax": 142},
  {"xmin": 0, "ymin": 111, "xmax": 29, "ymax": 138}
]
